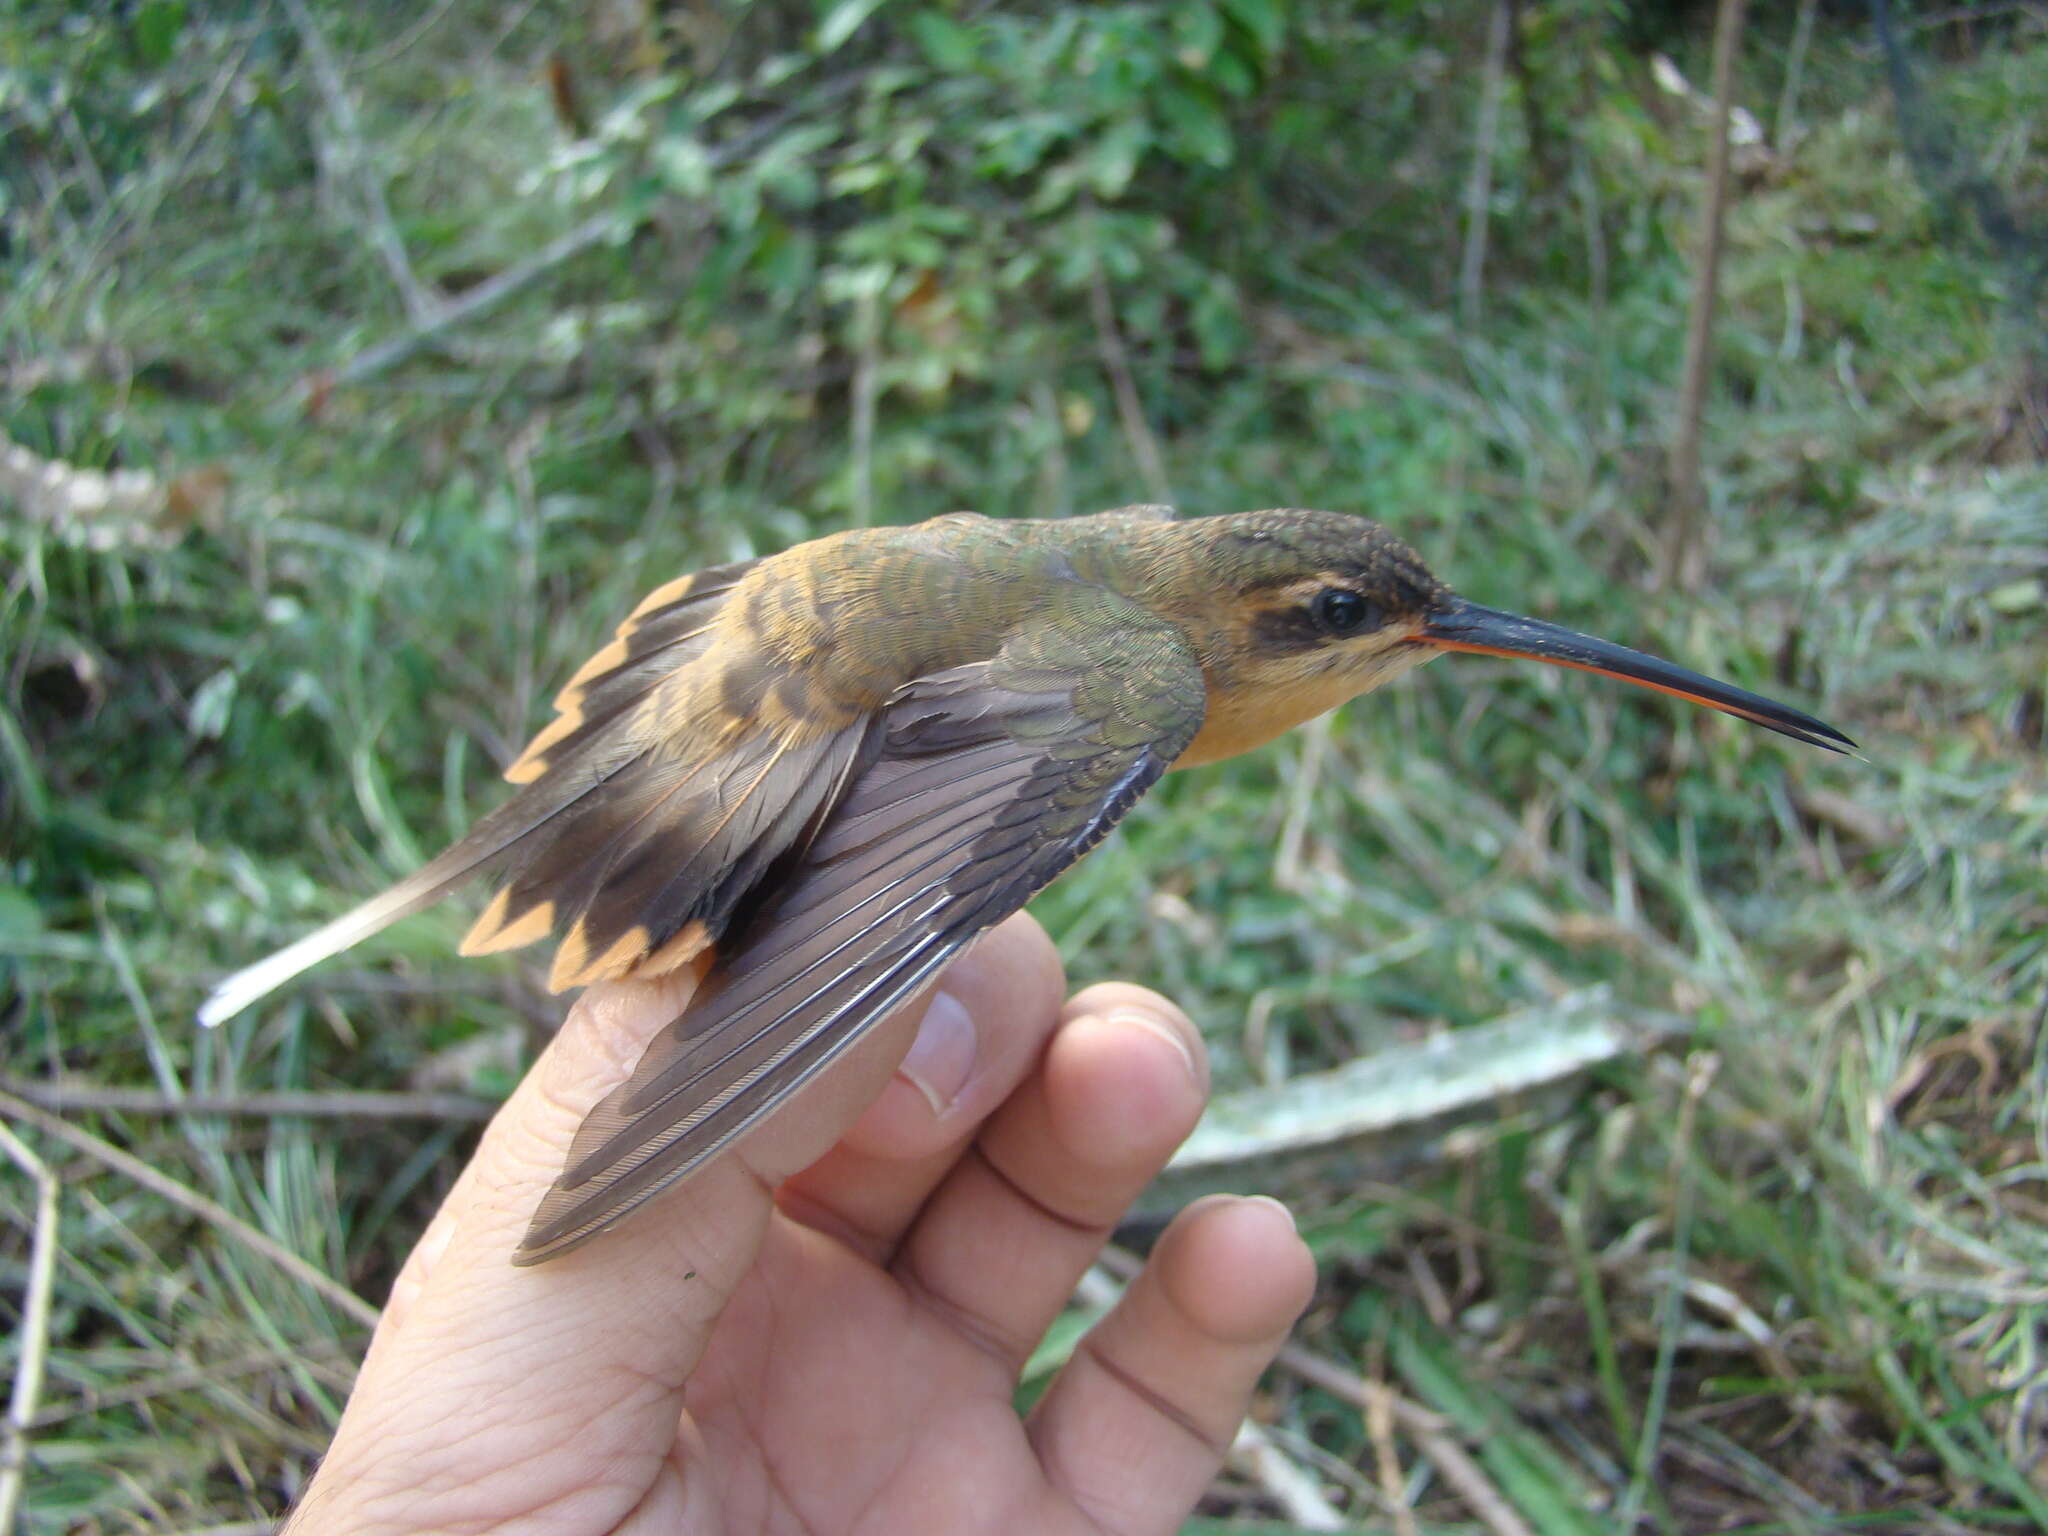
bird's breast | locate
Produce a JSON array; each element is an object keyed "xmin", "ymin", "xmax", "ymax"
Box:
[{"xmin": 1174, "ymin": 663, "xmax": 1363, "ymax": 767}]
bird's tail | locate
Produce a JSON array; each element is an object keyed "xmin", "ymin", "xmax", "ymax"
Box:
[
  {"xmin": 201, "ymin": 553, "xmax": 765, "ymax": 1028},
  {"xmin": 197, "ymin": 863, "xmax": 472, "ymax": 1027},
  {"xmin": 196, "ymin": 750, "xmax": 638, "ymax": 1027}
]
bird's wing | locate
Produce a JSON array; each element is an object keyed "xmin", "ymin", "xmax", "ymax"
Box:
[
  {"xmin": 465, "ymin": 706, "xmax": 872, "ymax": 993},
  {"xmin": 198, "ymin": 556, "xmax": 763, "ymax": 1026},
  {"xmin": 517, "ymin": 610, "xmax": 1207, "ymax": 1262},
  {"xmin": 503, "ymin": 554, "xmax": 759, "ymax": 785}
]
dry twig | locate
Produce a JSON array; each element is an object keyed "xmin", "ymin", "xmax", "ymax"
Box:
[
  {"xmin": 0, "ymin": 1089, "xmax": 380, "ymax": 1330},
  {"xmin": 30, "ymin": 1344, "xmax": 355, "ymax": 1431},
  {"xmin": 326, "ymin": 210, "xmax": 618, "ymax": 389},
  {"xmin": 1229, "ymin": 1420, "xmax": 1347, "ymax": 1529},
  {"xmin": 1458, "ymin": 0, "xmax": 1512, "ymax": 330},
  {"xmin": 850, "ymin": 285, "xmax": 881, "ymax": 527},
  {"xmin": 1087, "ymin": 256, "xmax": 1171, "ymax": 504},
  {"xmin": 1775, "ymin": 0, "xmax": 1821, "ymax": 149},
  {"xmin": 1664, "ymin": 0, "xmax": 1750, "ymax": 589},
  {"xmin": 280, "ymin": 0, "xmax": 439, "ymax": 324},
  {"xmin": 2, "ymin": 1076, "xmax": 492, "ymax": 1123},
  {"xmin": 1276, "ymin": 1345, "xmax": 1540, "ymax": 1536},
  {"xmin": 319, "ymin": 74, "xmax": 868, "ymax": 393},
  {"xmin": 1363, "ymin": 1376, "xmax": 1420, "ymax": 1536},
  {"xmin": 0, "ymin": 1122, "xmax": 59, "ymax": 1533}
]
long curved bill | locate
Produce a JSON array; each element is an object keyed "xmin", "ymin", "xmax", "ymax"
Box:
[{"xmin": 1420, "ymin": 599, "xmax": 1855, "ymax": 754}]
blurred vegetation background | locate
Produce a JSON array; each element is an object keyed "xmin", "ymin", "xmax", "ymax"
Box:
[{"xmin": 3, "ymin": 0, "xmax": 2046, "ymax": 1530}]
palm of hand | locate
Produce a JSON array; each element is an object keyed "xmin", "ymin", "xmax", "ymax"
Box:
[
  {"xmin": 674, "ymin": 1225, "xmax": 1082, "ymax": 1532},
  {"xmin": 289, "ymin": 916, "xmax": 1312, "ymax": 1536}
]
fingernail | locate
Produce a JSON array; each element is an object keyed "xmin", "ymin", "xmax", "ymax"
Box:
[
  {"xmin": 1104, "ymin": 1005, "xmax": 1200, "ymax": 1083},
  {"xmin": 899, "ymin": 990, "xmax": 976, "ymax": 1117},
  {"xmin": 1244, "ymin": 1194, "xmax": 1297, "ymax": 1231}
]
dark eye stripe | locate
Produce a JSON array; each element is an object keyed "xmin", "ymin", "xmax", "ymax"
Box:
[{"xmin": 1250, "ymin": 604, "xmax": 1326, "ymax": 650}]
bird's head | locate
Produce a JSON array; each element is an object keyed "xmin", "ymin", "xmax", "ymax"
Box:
[{"xmin": 1141, "ymin": 507, "xmax": 1852, "ymax": 766}]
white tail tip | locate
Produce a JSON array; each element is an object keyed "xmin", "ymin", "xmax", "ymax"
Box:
[
  {"xmin": 197, "ymin": 954, "xmax": 299, "ymax": 1027},
  {"xmin": 195, "ymin": 913, "xmax": 391, "ymax": 1028}
]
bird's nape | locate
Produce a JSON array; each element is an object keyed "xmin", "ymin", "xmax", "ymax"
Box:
[{"xmin": 1418, "ymin": 599, "xmax": 1855, "ymax": 754}]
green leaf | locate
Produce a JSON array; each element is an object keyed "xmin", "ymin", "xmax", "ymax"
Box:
[
  {"xmin": 1019, "ymin": 1302, "xmax": 1105, "ymax": 1384},
  {"xmin": 828, "ymin": 160, "xmax": 892, "ymax": 196},
  {"xmin": 1190, "ymin": 275, "xmax": 1248, "ymax": 368},
  {"xmin": 1220, "ymin": 0, "xmax": 1286, "ymax": 57},
  {"xmin": 817, "ymin": 0, "xmax": 889, "ymax": 55},
  {"xmin": 1087, "ymin": 115, "xmax": 1152, "ymax": 198},
  {"xmin": 752, "ymin": 222, "xmax": 818, "ymax": 304},
  {"xmin": 975, "ymin": 113, "xmax": 1071, "ymax": 180},
  {"xmin": 1172, "ymin": 1, "xmax": 1224, "ymax": 70},
  {"xmin": 133, "ymin": 0, "xmax": 186, "ymax": 68},
  {"xmin": 0, "ymin": 883, "xmax": 43, "ymax": 944},
  {"xmin": 910, "ymin": 10, "xmax": 977, "ymax": 72},
  {"xmin": 186, "ymin": 668, "xmax": 239, "ymax": 741},
  {"xmin": 1208, "ymin": 48, "xmax": 1256, "ymax": 97},
  {"xmin": 1988, "ymin": 578, "xmax": 2042, "ymax": 613},
  {"xmin": 1155, "ymin": 81, "xmax": 1233, "ymax": 168},
  {"xmin": 0, "ymin": 700, "xmax": 49, "ymax": 826},
  {"xmin": 652, "ymin": 135, "xmax": 714, "ymax": 198}
]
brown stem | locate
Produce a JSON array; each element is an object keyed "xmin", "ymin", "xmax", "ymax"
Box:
[
  {"xmin": 1664, "ymin": 0, "xmax": 1750, "ymax": 592},
  {"xmin": 0, "ymin": 1090, "xmax": 381, "ymax": 1329},
  {"xmin": 1459, "ymin": 0, "xmax": 1513, "ymax": 332}
]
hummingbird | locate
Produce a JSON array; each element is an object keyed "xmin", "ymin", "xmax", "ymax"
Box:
[{"xmin": 200, "ymin": 505, "xmax": 1851, "ymax": 1263}]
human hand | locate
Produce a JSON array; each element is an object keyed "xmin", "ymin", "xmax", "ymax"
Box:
[{"xmin": 288, "ymin": 912, "xmax": 1317, "ymax": 1533}]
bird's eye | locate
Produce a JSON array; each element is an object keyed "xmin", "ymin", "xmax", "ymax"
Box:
[{"xmin": 1310, "ymin": 588, "xmax": 1377, "ymax": 637}]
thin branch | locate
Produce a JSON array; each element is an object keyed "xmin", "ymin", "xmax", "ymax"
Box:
[
  {"xmin": 1363, "ymin": 1376, "xmax": 1420, "ymax": 1536},
  {"xmin": 850, "ymin": 286, "xmax": 881, "ymax": 527},
  {"xmin": 1, "ymin": 1077, "xmax": 493, "ymax": 1122},
  {"xmin": 1087, "ymin": 258, "xmax": 1171, "ymax": 503},
  {"xmin": 1229, "ymin": 1420, "xmax": 1347, "ymax": 1529},
  {"xmin": 1663, "ymin": 0, "xmax": 1750, "ymax": 591},
  {"xmin": 1272, "ymin": 714, "xmax": 1332, "ymax": 895},
  {"xmin": 1619, "ymin": 1052, "xmax": 1716, "ymax": 1528},
  {"xmin": 363, "ymin": 0, "xmax": 468, "ymax": 69},
  {"xmin": 1275, "ymin": 1345, "xmax": 1541, "ymax": 1536},
  {"xmin": 0, "ymin": 1122, "xmax": 59, "ymax": 1533},
  {"xmin": 323, "ymin": 210, "xmax": 619, "ymax": 389},
  {"xmin": 320, "ymin": 73, "xmax": 869, "ymax": 393},
  {"xmin": 30, "ymin": 1343, "xmax": 355, "ymax": 1431},
  {"xmin": 281, "ymin": 0, "xmax": 439, "ymax": 324},
  {"xmin": 1097, "ymin": 1245, "xmax": 1540, "ymax": 1535},
  {"xmin": 1774, "ymin": 0, "xmax": 1821, "ymax": 151},
  {"xmin": 0, "ymin": 1090, "xmax": 380, "ymax": 1330},
  {"xmin": 1899, "ymin": 1, "xmax": 2047, "ymax": 33},
  {"xmin": 1458, "ymin": 0, "xmax": 1513, "ymax": 331},
  {"xmin": 101, "ymin": 38, "xmax": 254, "ymax": 269},
  {"xmin": 1504, "ymin": 0, "xmax": 1555, "ymax": 197}
]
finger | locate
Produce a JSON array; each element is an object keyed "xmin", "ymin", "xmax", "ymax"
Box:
[
  {"xmin": 892, "ymin": 983, "xmax": 1208, "ymax": 1372},
  {"xmin": 369, "ymin": 1201, "xmax": 456, "ymax": 1345},
  {"xmin": 774, "ymin": 913, "xmax": 1066, "ymax": 1263},
  {"xmin": 315, "ymin": 954, "xmax": 938, "ymax": 1526},
  {"xmin": 1030, "ymin": 1195, "xmax": 1317, "ymax": 1536}
]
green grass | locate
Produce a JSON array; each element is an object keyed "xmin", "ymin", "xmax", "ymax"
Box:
[{"xmin": 5, "ymin": 3, "xmax": 2047, "ymax": 1530}]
